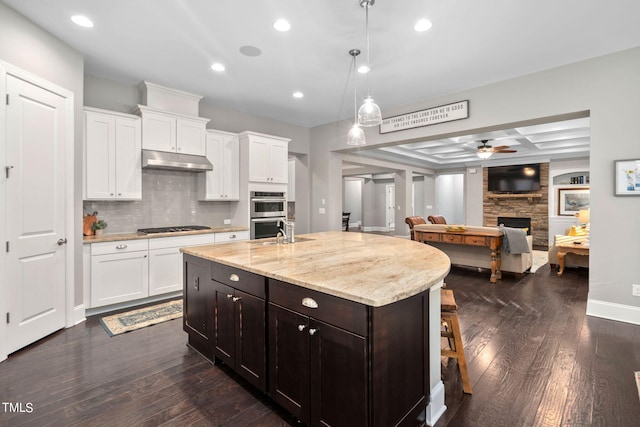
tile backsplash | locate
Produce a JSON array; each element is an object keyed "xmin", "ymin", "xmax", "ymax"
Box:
[{"xmin": 83, "ymin": 169, "xmax": 232, "ymax": 233}]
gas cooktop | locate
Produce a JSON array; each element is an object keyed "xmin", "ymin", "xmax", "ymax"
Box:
[{"xmin": 137, "ymin": 225, "xmax": 211, "ymax": 234}]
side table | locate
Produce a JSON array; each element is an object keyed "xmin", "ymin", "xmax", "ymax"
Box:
[{"xmin": 557, "ymin": 241, "xmax": 589, "ymax": 276}]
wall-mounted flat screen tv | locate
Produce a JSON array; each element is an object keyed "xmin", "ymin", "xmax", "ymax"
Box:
[{"xmin": 487, "ymin": 163, "xmax": 541, "ymax": 193}]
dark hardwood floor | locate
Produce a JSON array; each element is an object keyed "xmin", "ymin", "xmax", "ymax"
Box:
[{"xmin": 1, "ymin": 263, "xmax": 639, "ymax": 426}]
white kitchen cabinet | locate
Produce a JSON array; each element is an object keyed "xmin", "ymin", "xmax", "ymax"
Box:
[
  {"xmin": 148, "ymin": 234, "xmax": 217, "ymax": 296},
  {"xmin": 136, "ymin": 105, "xmax": 209, "ymax": 156},
  {"xmin": 90, "ymin": 239, "xmax": 149, "ymax": 308},
  {"xmin": 86, "ymin": 232, "xmax": 249, "ymax": 310},
  {"xmin": 215, "ymin": 230, "xmax": 249, "ymax": 243},
  {"xmin": 198, "ymin": 130, "xmax": 240, "ymax": 200},
  {"xmin": 240, "ymin": 132, "xmax": 290, "ymax": 184},
  {"xmin": 84, "ymin": 107, "xmax": 142, "ymax": 200}
]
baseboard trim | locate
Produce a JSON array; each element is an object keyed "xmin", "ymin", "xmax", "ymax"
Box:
[
  {"xmin": 85, "ymin": 291, "xmax": 182, "ymax": 317},
  {"xmin": 73, "ymin": 304, "xmax": 86, "ymax": 326},
  {"xmin": 425, "ymin": 380, "xmax": 447, "ymax": 426},
  {"xmin": 586, "ymin": 299, "xmax": 640, "ymax": 325}
]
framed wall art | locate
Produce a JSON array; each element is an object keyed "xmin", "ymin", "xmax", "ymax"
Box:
[
  {"xmin": 558, "ymin": 188, "xmax": 590, "ymax": 215},
  {"xmin": 614, "ymin": 159, "xmax": 640, "ymax": 196}
]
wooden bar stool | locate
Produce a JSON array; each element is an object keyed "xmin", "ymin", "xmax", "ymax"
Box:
[{"xmin": 441, "ymin": 289, "xmax": 472, "ymax": 394}]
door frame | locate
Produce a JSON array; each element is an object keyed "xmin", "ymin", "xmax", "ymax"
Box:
[
  {"xmin": 385, "ymin": 184, "xmax": 395, "ymax": 231},
  {"xmin": 0, "ymin": 60, "xmax": 75, "ymax": 362}
]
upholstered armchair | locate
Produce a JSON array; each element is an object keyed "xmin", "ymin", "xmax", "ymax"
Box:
[
  {"xmin": 405, "ymin": 216, "xmax": 427, "ymax": 240},
  {"xmin": 427, "ymin": 215, "xmax": 447, "ymax": 224}
]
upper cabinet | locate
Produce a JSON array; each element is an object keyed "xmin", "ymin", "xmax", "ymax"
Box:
[
  {"xmin": 135, "ymin": 105, "xmax": 209, "ymax": 156},
  {"xmin": 84, "ymin": 107, "xmax": 142, "ymax": 200},
  {"xmin": 198, "ymin": 129, "xmax": 240, "ymax": 201},
  {"xmin": 239, "ymin": 131, "xmax": 290, "ymax": 184}
]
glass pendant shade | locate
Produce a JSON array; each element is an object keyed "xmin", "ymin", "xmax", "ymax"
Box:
[
  {"xmin": 477, "ymin": 150, "xmax": 493, "ymax": 159},
  {"xmin": 347, "ymin": 123, "xmax": 366, "ymax": 145},
  {"xmin": 358, "ymin": 96, "xmax": 382, "ymax": 127}
]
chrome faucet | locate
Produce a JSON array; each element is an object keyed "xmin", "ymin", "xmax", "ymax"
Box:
[{"xmin": 278, "ymin": 219, "xmax": 295, "ymax": 243}]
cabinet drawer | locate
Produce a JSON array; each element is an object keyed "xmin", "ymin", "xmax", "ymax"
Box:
[
  {"xmin": 419, "ymin": 232, "xmax": 440, "ymax": 242},
  {"xmin": 212, "ymin": 262, "xmax": 265, "ymax": 298},
  {"xmin": 463, "ymin": 235, "xmax": 488, "ymax": 246},
  {"xmin": 441, "ymin": 234, "xmax": 463, "ymax": 244},
  {"xmin": 215, "ymin": 231, "xmax": 249, "ymax": 243},
  {"xmin": 91, "ymin": 239, "xmax": 148, "ymax": 255},
  {"xmin": 269, "ymin": 279, "xmax": 367, "ymax": 336},
  {"xmin": 148, "ymin": 233, "xmax": 216, "ymax": 250}
]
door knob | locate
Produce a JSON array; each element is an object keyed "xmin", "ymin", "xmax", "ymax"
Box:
[{"xmin": 57, "ymin": 238, "xmax": 67, "ymax": 245}]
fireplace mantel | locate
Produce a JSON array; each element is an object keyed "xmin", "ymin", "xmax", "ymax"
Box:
[{"xmin": 487, "ymin": 193, "xmax": 543, "ymax": 204}]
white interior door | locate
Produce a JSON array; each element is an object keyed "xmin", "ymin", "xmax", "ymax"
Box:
[
  {"xmin": 386, "ymin": 184, "xmax": 395, "ymax": 231},
  {"xmin": 5, "ymin": 74, "xmax": 67, "ymax": 354}
]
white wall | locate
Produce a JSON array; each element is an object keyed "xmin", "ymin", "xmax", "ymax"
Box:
[
  {"xmin": 435, "ymin": 174, "xmax": 465, "ymax": 224},
  {"xmin": 311, "ymin": 46, "xmax": 640, "ymax": 324},
  {"xmin": 343, "ymin": 178, "xmax": 363, "ymax": 228},
  {"xmin": 0, "ymin": 3, "xmax": 84, "ymax": 305}
]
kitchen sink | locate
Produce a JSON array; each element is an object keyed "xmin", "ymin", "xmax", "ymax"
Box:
[{"xmin": 249, "ymin": 237, "xmax": 314, "ymax": 246}]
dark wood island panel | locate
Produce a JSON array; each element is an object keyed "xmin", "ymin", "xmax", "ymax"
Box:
[{"xmin": 183, "ymin": 254, "xmax": 433, "ymax": 427}]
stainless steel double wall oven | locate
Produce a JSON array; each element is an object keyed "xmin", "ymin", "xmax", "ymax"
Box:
[{"xmin": 250, "ymin": 191, "xmax": 286, "ymax": 239}]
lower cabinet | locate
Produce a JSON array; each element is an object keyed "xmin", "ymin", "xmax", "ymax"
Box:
[
  {"xmin": 183, "ymin": 254, "xmax": 214, "ymax": 360},
  {"xmin": 268, "ymin": 303, "xmax": 367, "ymax": 426},
  {"xmin": 212, "ymin": 281, "xmax": 266, "ymax": 392},
  {"xmin": 183, "ymin": 259, "xmax": 431, "ymax": 427},
  {"xmin": 90, "ymin": 239, "xmax": 149, "ymax": 307}
]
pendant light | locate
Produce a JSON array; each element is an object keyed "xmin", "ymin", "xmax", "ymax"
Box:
[
  {"xmin": 347, "ymin": 49, "xmax": 366, "ymax": 146},
  {"xmin": 357, "ymin": 0, "xmax": 382, "ymax": 127}
]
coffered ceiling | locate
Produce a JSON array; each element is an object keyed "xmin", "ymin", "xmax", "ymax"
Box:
[{"xmin": 344, "ymin": 116, "xmax": 591, "ymax": 171}]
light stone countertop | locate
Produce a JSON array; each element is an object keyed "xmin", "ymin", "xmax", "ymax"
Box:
[
  {"xmin": 181, "ymin": 231, "xmax": 451, "ymax": 307},
  {"xmin": 83, "ymin": 226, "xmax": 248, "ymax": 244}
]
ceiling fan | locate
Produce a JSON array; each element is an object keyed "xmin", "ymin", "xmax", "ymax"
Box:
[{"xmin": 476, "ymin": 139, "xmax": 517, "ymax": 159}]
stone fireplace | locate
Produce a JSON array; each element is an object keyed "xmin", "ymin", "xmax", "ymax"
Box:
[
  {"xmin": 483, "ymin": 163, "xmax": 549, "ymax": 248},
  {"xmin": 498, "ymin": 216, "xmax": 532, "ymax": 234}
]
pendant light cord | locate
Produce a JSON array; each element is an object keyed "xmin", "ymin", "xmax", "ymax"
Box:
[
  {"xmin": 364, "ymin": 2, "xmax": 371, "ymax": 97},
  {"xmin": 353, "ymin": 55, "xmax": 358, "ymax": 123}
]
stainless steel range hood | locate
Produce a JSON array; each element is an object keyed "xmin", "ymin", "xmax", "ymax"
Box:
[{"xmin": 141, "ymin": 150, "xmax": 212, "ymax": 172}]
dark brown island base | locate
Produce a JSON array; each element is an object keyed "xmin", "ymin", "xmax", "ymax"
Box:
[{"xmin": 181, "ymin": 231, "xmax": 450, "ymax": 427}]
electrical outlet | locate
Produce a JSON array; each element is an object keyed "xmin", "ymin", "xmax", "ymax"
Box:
[
  {"xmin": 632, "ymin": 284, "xmax": 640, "ymax": 297},
  {"xmin": 223, "ymin": 219, "xmax": 231, "ymax": 225}
]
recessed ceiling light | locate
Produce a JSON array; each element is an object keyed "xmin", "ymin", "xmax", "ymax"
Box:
[
  {"xmin": 211, "ymin": 63, "xmax": 226, "ymax": 72},
  {"xmin": 273, "ymin": 19, "xmax": 291, "ymax": 32},
  {"xmin": 71, "ymin": 15, "xmax": 94, "ymax": 28},
  {"xmin": 414, "ymin": 18, "xmax": 432, "ymax": 32},
  {"xmin": 357, "ymin": 65, "xmax": 370, "ymax": 74},
  {"xmin": 293, "ymin": 92, "xmax": 304, "ymax": 98}
]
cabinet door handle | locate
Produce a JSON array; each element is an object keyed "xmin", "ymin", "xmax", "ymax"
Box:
[
  {"xmin": 194, "ymin": 277, "xmax": 199, "ymax": 291},
  {"xmin": 116, "ymin": 244, "xmax": 128, "ymax": 249},
  {"xmin": 230, "ymin": 274, "xmax": 239, "ymax": 282},
  {"xmin": 226, "ymin": 294, "xmax": 234, "ymax": 299},
  {"xmin": 302, "ymin": 297, "xmax": 318, "ymax": 309},
  {"xmin": 308, "ymin": 328, "xmax": 318, "ymax": 336},
  {"xmin": 298, "ymin": 324, "xmax": 306, "ymax": 332},
  {"xmin": 232, "ymin": 296, "xmax": 241, "ymax": 302},
  {"xmin": 57, "ymin": 238, "xmax": 67, "ymax": 246},
  {"xmin": 229, "ymin": 234, "xmax": 236, "ymax": 239}
]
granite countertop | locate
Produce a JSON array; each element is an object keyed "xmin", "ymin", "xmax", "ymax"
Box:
[
  {"xmin": 83, "ymin": 226, "xmax": 249, "ymax": 244},
  {"xmin": 181, "ymin": 231, "xmax": 451, "ymax": 307}
]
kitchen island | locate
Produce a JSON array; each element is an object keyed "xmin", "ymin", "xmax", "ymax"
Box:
[{"xmin": 181, "ymin": 231, "xmax": 450, "ymax": 426}]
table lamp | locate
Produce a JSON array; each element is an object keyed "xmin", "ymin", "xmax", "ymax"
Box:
[{"xmin": 577, "ymin": 208, "xmax": 590, "ymax": 228}]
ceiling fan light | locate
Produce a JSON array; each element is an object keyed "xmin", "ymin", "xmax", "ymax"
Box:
[
  {"xmin": 477, "ymin": 151, "xmax": 493, "ymax": 159},
  {"xmin": 358, "ymin": 96, "xmax": 382, "ymax": 126},
  {"xmin": 347, "ymin": 123, "xmax": 366, "ymax": 145}
]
